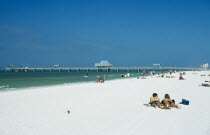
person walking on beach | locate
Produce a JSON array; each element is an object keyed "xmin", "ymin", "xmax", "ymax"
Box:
[{"xmin": 150, "ymin": 93, "xmax": 160, "ymax": 108}]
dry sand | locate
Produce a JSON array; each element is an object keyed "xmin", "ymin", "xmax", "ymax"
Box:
[{"xmin": 0, "ymin": 71, "xmax": 210, "ymax": 135}]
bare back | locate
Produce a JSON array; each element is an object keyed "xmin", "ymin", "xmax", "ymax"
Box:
[{"xmin": 150, "ymin": 97, "xmax": 160, "ymax": 103}]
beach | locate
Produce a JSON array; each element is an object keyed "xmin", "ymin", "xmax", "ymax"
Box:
[{"xmin": 0, "ymin": 71, "xmax": 210, "ymax": 135}]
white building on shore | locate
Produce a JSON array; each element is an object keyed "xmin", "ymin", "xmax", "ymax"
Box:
[{"xmin": 200, "ymin": 63, "xmax": 209, "ymax": 69}]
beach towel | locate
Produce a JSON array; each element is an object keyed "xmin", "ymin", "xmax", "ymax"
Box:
[{"xmin": 143, "ymin": 103, "xmax": 171, "ymax": 109}]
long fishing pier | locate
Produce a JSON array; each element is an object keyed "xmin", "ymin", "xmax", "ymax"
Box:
[{"xmin": 5, "ymin": 67, "xmax": 201, "ymax": 72}]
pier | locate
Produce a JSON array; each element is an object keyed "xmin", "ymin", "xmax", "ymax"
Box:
[{"xmin": 5, "ymin": 66, "xmax": 201, "ymax": 72}]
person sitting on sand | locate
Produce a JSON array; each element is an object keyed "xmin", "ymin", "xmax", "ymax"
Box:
[
  {"xmin": 161, "ymin": 94, "xmax": 178, "ymax": 108},
  {"xmin": 150, "ymin": 93, "xmax": 160, "ymax": 108},
  {"xmin": 97, "ymin": 77, "xmax": 104, "ymax": 83},
  {"xmin": 179, "ymin": 75, "xmax": 184, "ymax": 80}
]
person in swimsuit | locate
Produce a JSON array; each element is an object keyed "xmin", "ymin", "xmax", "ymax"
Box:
[
  {"xmin": 179, "ymin": 75, "xmax": 184, "ymax": 80},
  {"xmin": 121, "ymin": 73, "xmax": 125, "ymax": 78},
  {"xmin": 150, "ymin": 93, "xmax": 160, "ymax": 108},
  {"xmin": 162, "ymin": 94, "xmax": 178, "ymax": 108},
  {"xmin": 143, "ymin": 70, "xmax": 147, "ymax": 77}
]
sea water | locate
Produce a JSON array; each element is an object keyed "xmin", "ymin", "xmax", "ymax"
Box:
[
  {"xmin": 0, "ymin": 70, "xmax": 145, "ymax": 91},
  {"xmin": 0, "ymin": 69, "xmax": 175, "ymax": 91}
]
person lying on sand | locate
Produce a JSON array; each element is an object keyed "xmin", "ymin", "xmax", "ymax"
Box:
[
  {"xmin": 201, "ymin": 83, "xmax": 210, "ymax": 87},
  {"xmin": 166, "ymin": 75, "xmax": 170, "ymax": 78},
  {"xmin": 166, "ymin": 75, "xmax": 175, "ymax": 78},
  {"xmin": 161, "ymin": 94, "xmax": 179, "ymax": 108},
  {"xmin": 150, "ymin": 93, "xmax": 160, "ymax": 108}
]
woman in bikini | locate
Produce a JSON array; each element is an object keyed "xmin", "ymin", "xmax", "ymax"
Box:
[{"xmin": 162, "ymin": 94, "xmax": 178, "ymax": 108}]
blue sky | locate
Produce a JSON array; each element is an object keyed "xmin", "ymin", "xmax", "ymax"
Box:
[{"xmin": 0, "ymin": 0, "xmax": 209, "ymax": 68}]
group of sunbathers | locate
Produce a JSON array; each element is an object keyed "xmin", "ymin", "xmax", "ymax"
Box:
[{"xmin": 150, "ymin": 93, "xmax": 179, "ymax": 109}]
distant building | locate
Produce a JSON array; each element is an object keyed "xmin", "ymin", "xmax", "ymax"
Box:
[
  {"xmin": 200, "ymin": 63, "xmax": 209, "ymax": 69},
  {"xmin": 153, "ymin": 64, "xmax": 161, "ymax": 68},
  {"xmin": 95, "ymin": 60, "xmax": 113, "ymax": 68}
]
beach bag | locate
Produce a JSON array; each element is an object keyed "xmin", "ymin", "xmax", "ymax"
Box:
[{"xmin": 182, "ymin": 99, "xmax": 189, "ymax": 105}]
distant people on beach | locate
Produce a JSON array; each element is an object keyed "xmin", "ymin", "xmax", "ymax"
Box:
[
  {"xmin": 143, "ymin": 70, "xmax": 147, "ymax": 77},
  {"xmin": 97, "ymin": 76, "xmax": 104, "ymax": 83},
  {"xmin": 152, "ymin": 71, "xmax": 155, "ymax": 75},
  {"xmin": 169, "ymin": 69, "xmax": 172, "ymax": 75},
  {"xmin": 201, "ymin": 83, "xmax": 210, "ymax": 87},
  {"xmin": 166, "ymin": 75, "xmax": 175, "ymax": 78},
  {"xmin": 161, "ymin": 94, "xmax": 179, "ymax": 108},
  {"xmin": 162, "ymin": 70, "xmax": 164, "ymax": 75},
  {"xmin": 150, "ymin": 71, "xmax": 153, "ymax": 75},
  {"xmin": 121, "ymin": 73, "xmax": 125, "ymax": 78},
  {"xmin": 179, "ymin": 75, "xmax": 185, "ymax": 80},
  {"xmin": 150, "ymin": 93, "xmax": 160, "ymax": 108}
]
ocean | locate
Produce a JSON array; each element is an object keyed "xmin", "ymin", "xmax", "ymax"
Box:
[
  {"xmin": 0, "ymin": 69, "xmax": 177, "ymax": 91},
  {"xmin": 0, "ymin": 70, "xmax": 145, "ymax": 91}
]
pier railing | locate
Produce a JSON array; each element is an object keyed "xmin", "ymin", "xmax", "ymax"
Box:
[{"xmin": 5, "ymin": 66, "xmax": 202, "ymax": 72}]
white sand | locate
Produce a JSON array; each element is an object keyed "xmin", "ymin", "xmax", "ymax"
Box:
[{"xmin": 0, "ymin": 71, "xmax": 210, "ymax": 135}]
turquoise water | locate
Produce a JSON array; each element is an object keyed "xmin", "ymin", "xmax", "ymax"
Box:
[
  {"xmin": 0, "ymin": 70, "xmax": 149, "ymax": 91},
  {"xmin": 0, "ymin": 69, "xmax": 181, "ymax": 91}
]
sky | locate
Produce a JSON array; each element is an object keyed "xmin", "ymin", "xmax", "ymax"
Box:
[{"xmin": 0, "ymin": 0, "xmax": 210, "ymax": 69}]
